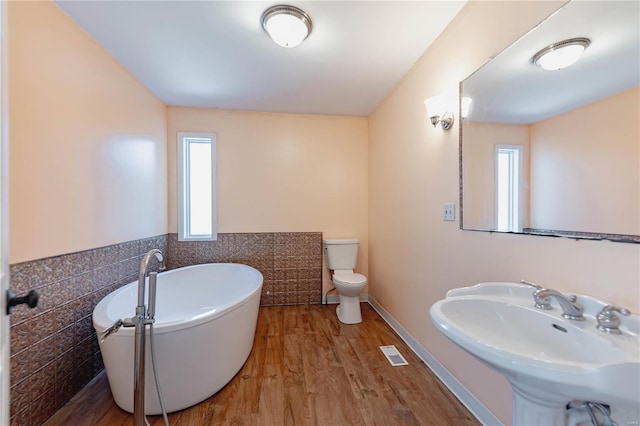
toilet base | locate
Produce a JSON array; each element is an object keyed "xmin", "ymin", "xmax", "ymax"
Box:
[{"xmin": 336, "ymin": 295, "xmax": 362, "ymax": 324}]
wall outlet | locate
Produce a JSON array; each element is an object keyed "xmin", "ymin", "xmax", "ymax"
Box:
[{"xmin": 443, "ymin": 203, "xmax": 455, "ymax": 221}]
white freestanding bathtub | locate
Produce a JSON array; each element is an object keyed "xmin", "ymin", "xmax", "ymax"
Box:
[{"xmin": 92, "ymin": 263, "xmax": 263, "ymax": 414}]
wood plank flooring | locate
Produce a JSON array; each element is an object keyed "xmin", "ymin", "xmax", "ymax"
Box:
[{"xmin": 44, "ymin": 304, "xmax": 480, "ymax": 426}]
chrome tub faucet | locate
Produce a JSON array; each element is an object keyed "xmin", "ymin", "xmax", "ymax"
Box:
[{"xmin": 99, "ymin": 250, "xmax": 167, "ymax": 344}]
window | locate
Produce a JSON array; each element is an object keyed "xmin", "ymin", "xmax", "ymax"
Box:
[
  {"xmin": 495, "ymin": 145, "xmax": 523, "ymax": 233},
  {"xmin": 177, "ymin": 132, "xmax": 217, "ymax": 241}
]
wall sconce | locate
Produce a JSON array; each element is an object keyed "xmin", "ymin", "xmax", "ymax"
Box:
[
  {"xmin": 461, "ymin": 97, "xmax": 472, "ymax": 119},
  {"xmin": 424, "ymin": 96, "xmax": 454, "ymax": 130}
]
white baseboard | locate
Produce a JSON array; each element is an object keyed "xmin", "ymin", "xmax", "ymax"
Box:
[
  {"xmin": 367, "ymin": 296, "xmax": 502, "ymax": 426},
  {"xmin": 324, "ymin": 293, "xmax": 369, "ymax": 305}
]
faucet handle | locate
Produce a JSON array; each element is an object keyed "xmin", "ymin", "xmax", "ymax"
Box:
[
  {"xmin": 99, "ymin": 319, "xmax": 123, "ymax": 343},
  {"xmin": 532, "ymin": 288, "xmax": 553, "ymax": 310},
  {"xmin": 521, "ymin": 281, "xmax": 553, "ymax": 309},
  {"xmin": 596, "ymin": 305, "xmax": 630, "ymax": 334},
  {"xmin": 520, "ymin": 279, "xmax": 542, "ymax": 290},
  {"xmin": 612, "ymin": 305, "xmax": 630, "ymax": 316},
  {"xmin": 599, "ymin": 304, "xmax": 630, "ymax": 317}
]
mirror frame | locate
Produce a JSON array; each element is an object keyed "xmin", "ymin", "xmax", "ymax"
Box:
[
  {"xmin": 458, "ymin": 1, "xmax": 639, "ymax": 245},
  {"xmin": 458, "ymin": 88, "xmax": 640, "ymax": 245}
]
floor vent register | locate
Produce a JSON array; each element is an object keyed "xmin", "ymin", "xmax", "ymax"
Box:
[{"xmin": 380, "ymin": 345, "xmax": 409, "ymax": 366}]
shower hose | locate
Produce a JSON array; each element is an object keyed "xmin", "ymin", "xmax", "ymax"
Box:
[{"xmin": 144, "ymin": 323, "xmax": 170, "ymax": 426}]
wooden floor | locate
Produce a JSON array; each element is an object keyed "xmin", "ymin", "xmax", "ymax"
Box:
[{"xmin": 44, "ymin": 304, "xmax": 479, "ymax": 426}]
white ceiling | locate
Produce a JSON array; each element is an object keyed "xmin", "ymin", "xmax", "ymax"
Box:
[
  {"xmin": 462, "ymin": 0, "xmax": 640, "ymax": 124},
  {"xmin": 54, "ymin": 1, "xmax": 467, "ymax": 117}
]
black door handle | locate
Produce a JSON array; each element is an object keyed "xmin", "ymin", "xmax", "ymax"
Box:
[{"xmin": 6, "ymin": 289, "xmax": 39, "ymax": 315}]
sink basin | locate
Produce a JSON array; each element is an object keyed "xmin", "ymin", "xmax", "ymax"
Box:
[{"xmin": 430, "ymin": 282, "xmax": 640, "ymax": 425}]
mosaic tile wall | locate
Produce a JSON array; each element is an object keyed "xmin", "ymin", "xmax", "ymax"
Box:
[
  {"xmin": 8, "ymin": 235, "xmax": 167, "ymax": 426},
  {"xmin": 8, "ymin": 231, "xmax": 322, "ymax": 426},
  {"xmin": 166, "ymin": 232, "xmax": 323, "ymax": 306}
]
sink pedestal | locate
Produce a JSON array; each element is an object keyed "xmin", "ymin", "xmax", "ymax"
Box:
[{"xmin": 512, "ymin": 384, "xmax": 567, "ymax": 426}]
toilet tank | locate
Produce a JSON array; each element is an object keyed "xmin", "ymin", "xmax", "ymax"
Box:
[{"xmin": 323, "ymin": 239, "xmax": 359, "ymax": 270}]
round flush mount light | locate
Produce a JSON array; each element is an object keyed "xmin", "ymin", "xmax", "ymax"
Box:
[
  {"xmin": 532, "ymin": 37, "xmax": 591, "ymax": 71},
  {"xmin": 261, "ymin": 5, "xmax": 312, "ymax": 48}
]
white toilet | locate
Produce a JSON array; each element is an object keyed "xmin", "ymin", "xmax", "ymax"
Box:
[{"xmin": 323, "ymin": 238, "xmax": 367, "ymax": 324}]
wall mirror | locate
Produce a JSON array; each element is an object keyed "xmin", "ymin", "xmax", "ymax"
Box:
[{"xmin": 460, "ymin": 0, "xmax": 639, "ymax": 243}]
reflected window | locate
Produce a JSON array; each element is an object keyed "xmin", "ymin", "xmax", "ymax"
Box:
[
  {"xmin": 177, "ymin": 132, "xmax": 217, "ymax": 241},
  {"xmin": 496, "ymin": 145, "xmax": 523, "ymax": 232}
]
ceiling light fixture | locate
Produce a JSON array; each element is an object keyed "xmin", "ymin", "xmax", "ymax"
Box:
[
  {"xmin": 261, "ymin": 5, "xmax": 312, "ymax": 48},
  {"xmin": 532, "ymin": 37, "xmax": 591, "ymax": 71}
]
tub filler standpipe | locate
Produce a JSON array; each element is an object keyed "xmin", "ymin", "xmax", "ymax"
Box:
[
  {"xmin": 99, "ymin": 249, "xmax": 168, "ymax": 426},
  {"xmin": 133, "ymin": 249, "xmax": 167, "ymax": 426}
]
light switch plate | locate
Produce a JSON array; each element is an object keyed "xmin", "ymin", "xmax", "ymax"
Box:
[{"xmin": 444, "ymin": 203, "xmax": 455, "ymax": 221}]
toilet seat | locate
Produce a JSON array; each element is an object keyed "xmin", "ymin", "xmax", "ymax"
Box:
[{"xmin": 332, "ymin": 273, "xmax": 367, "ymax": 286}]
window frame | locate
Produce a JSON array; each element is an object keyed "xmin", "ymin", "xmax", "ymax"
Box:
[
  {"xmin": 177, "ymin": 132, "xmax": 217, "ymax": 241},
  {"xmin": 495, "ymin": 144, "xmax": 524, "ymax": 233}
]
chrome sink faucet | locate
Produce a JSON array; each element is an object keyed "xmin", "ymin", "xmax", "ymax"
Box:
[
  {"xmin": 533, "ymin": 288, "xmax": 584, "ymax": 320},
  {"xmin": 596, "ymin": 305, "xmax": 630, "ymax": 334},
  {"xmin": 521, "ymin": 280, "xmax": 584, "ymax": 320}
]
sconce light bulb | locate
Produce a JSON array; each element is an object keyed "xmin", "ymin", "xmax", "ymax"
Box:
[
  {"xmin": 424, "ymin": 96, "xmax": 443, "ymax": 116},
  {"xmin": 461, "ymin": 97, "xmax": 472, "ymax": 119}
]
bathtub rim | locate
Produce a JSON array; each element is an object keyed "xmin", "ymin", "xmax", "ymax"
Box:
[{"xmin": 93, "ymin": 263, "xmax": 263, "ymax": 336}]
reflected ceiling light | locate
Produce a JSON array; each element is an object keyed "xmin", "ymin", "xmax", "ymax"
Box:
[
  {"xmin": 532, "ymin": 38, "xmax": 591, "ymax": 71},
  {"xmin": 261, "ymin": 5, "xmax": 312, "ymax": 48},
  {"xmin": 424, "ymin": 96, "xmax": 454, "ymax": 131},
  {"xmin": 461, "ymin": 97, "xmax": 472, "ymax": 119}
]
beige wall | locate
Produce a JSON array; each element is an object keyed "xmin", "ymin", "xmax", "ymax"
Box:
[
  {"xmin": 462, "ymin": 122, "xmax": 530, "ymax": 230},
  {"xmin": 167, "ymin": 107, "xmax": 369, "ymax": 294},
  {"xmin": 529, "ymin": 86, "xmax": 639, "ymax": 235},
  {"xmin": 8, "ymin": 1, "xmax": 168, "ymax": 263},
  {"xmin": 368, "ymin": 1, "xmax": 640, "ymax": 423},
  {"xmin": 9, "ymin": 1, "xmax": 639, "ymax": 422}
]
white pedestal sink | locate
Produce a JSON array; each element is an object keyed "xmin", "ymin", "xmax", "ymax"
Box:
[{"xmin": 430, "ymin": 282, "xmax": 640, "ymax": 425}]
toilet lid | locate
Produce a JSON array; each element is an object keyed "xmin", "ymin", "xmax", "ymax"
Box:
[{"xmin": 333, "ymin": 273, "xmax": 367, "ymax": 286}]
